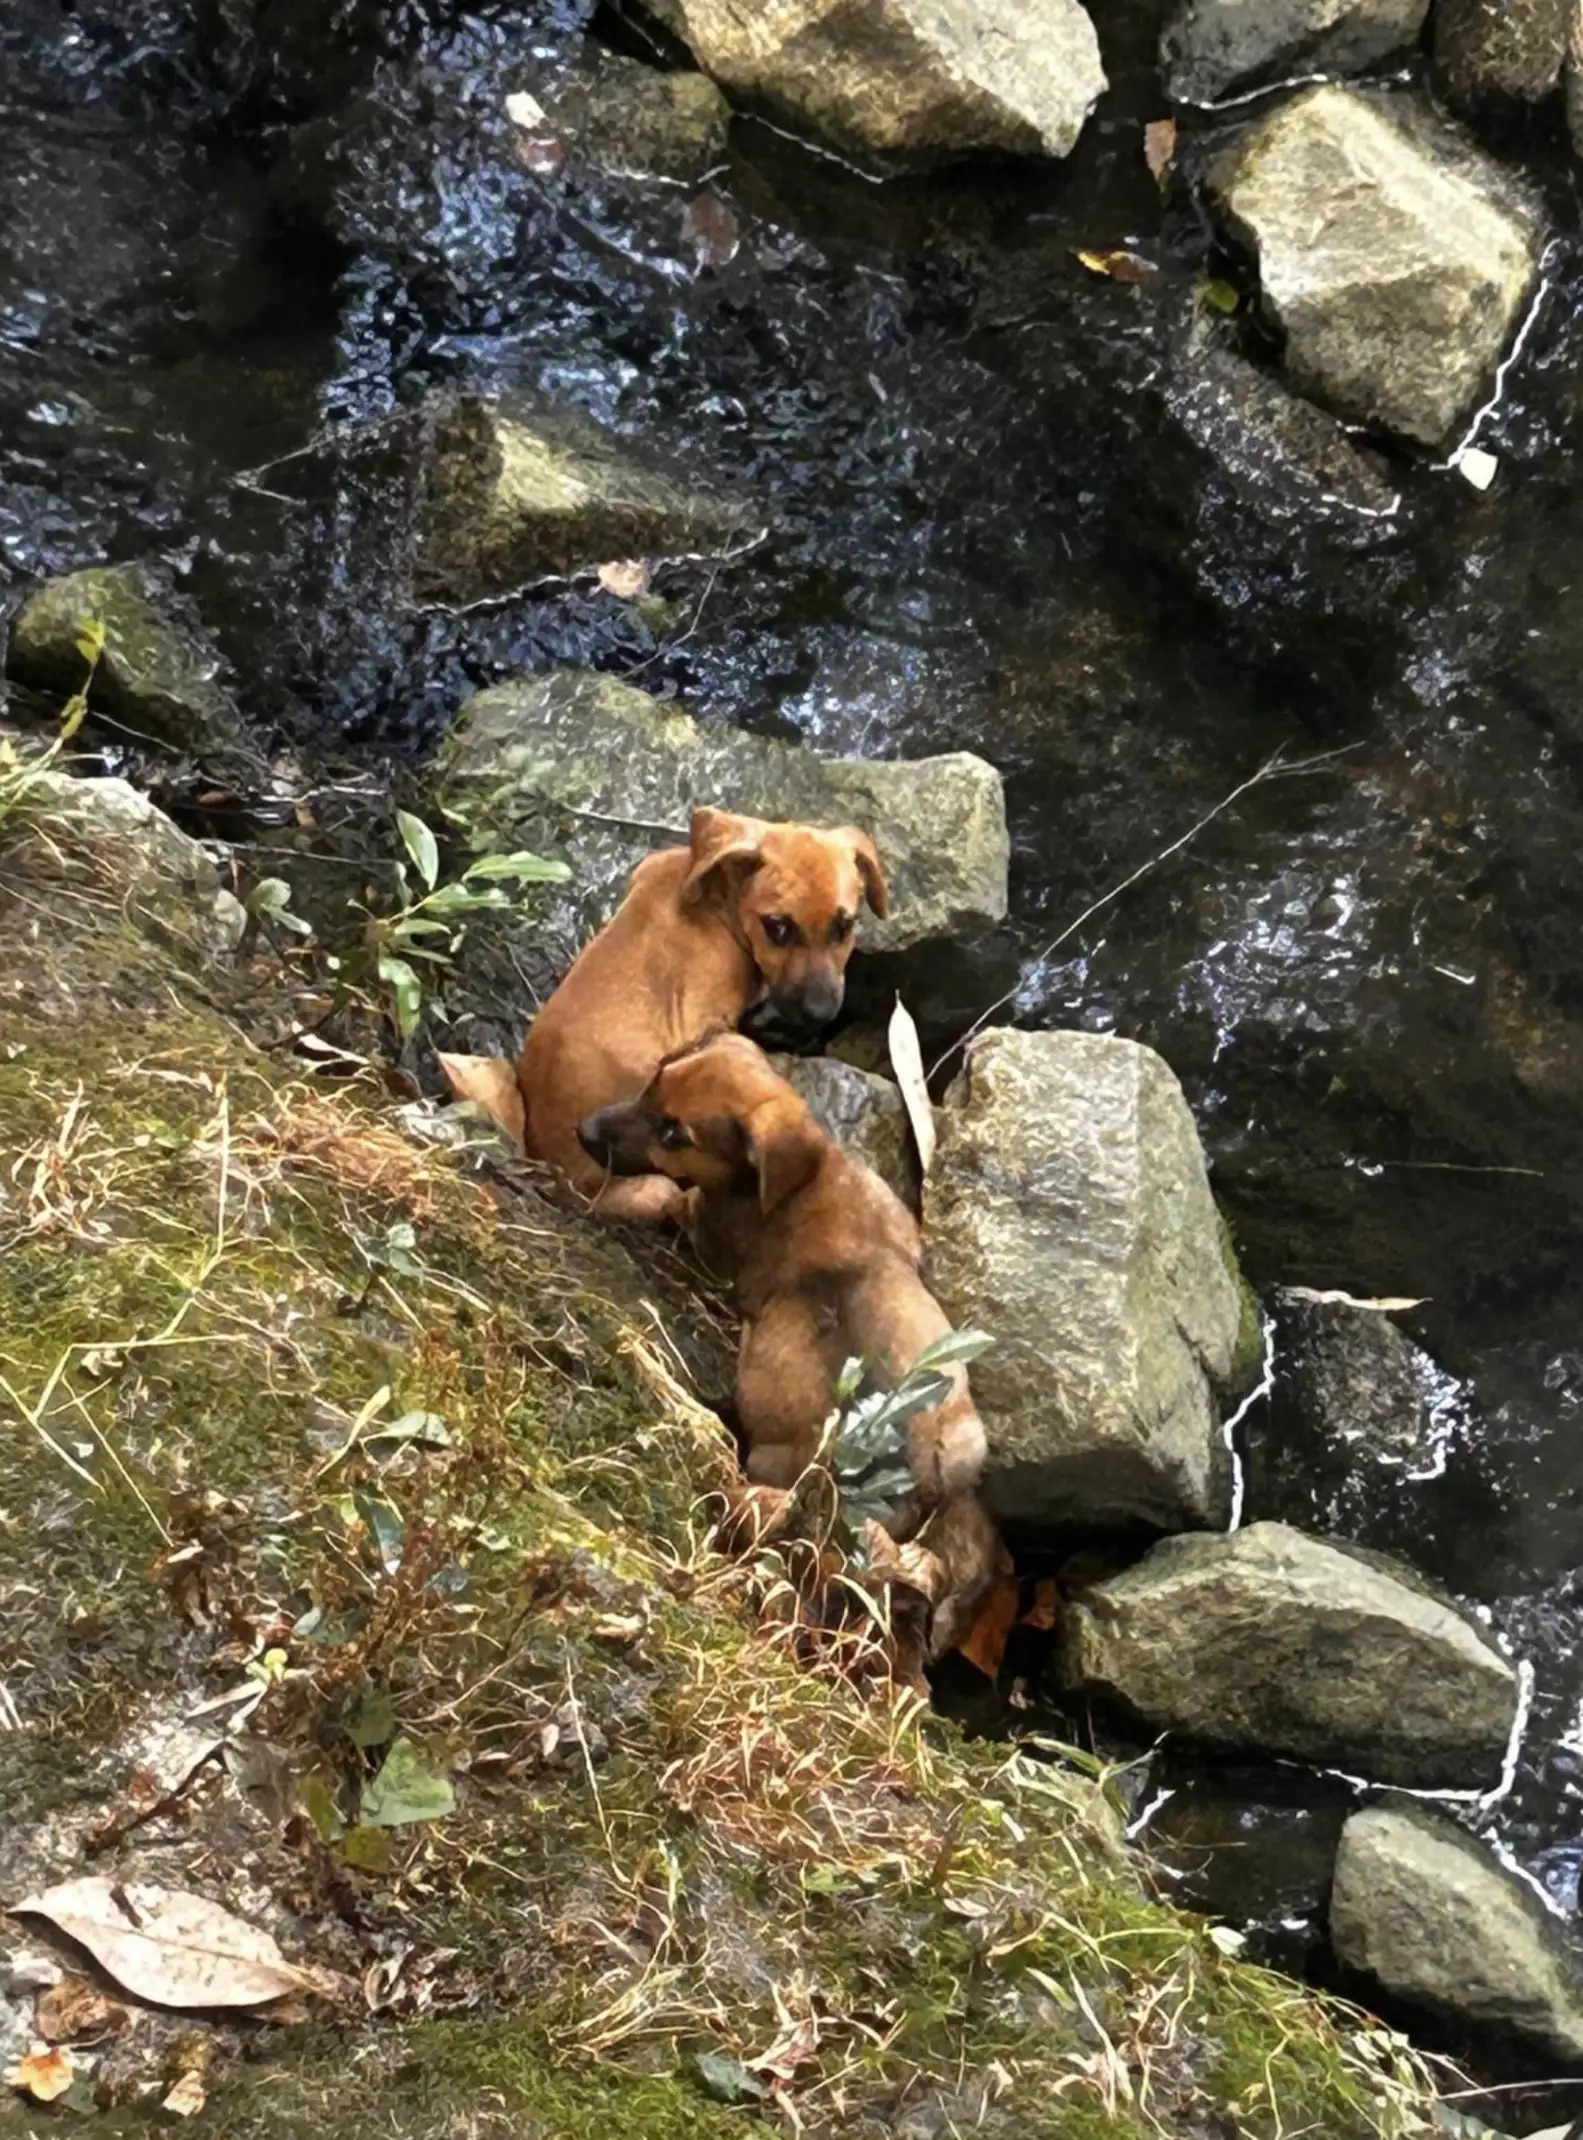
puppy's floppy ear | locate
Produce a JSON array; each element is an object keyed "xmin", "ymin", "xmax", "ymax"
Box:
[
  {"xmin": 840, "ymin": 826, "xmax": 890, "ymax": 918},
  {"xmin": 683, "ymin": 807, "xmax": 766, "ymax": 907},
  {"xmin": 745, "ymin": 1089, "xmax": 825, "ymax": 1214}
]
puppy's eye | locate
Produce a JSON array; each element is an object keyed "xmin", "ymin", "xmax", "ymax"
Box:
[
  {"xmin": 657, "ymin": 1118, "xmax": 693, "ymax": 1150},
  {"xmin": 761, "ymin": 914, "xmax": 799, "ymax": 948},
  {"xmin": 830, "ymin": 912, "xmax": 855, "ymax": 944}
]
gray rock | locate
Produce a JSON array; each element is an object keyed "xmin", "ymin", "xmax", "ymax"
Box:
[
  {"xmin": 1568, "ymin": 0, "xmax": 1583, "ymax": 148},
  {"xmin": 1331, "ymin": 1803, "xmax": 1583, "ymax": 2057},
  {"xmin": 1210, "ymin": 85, "xmax": 1542, "ymax": 446},
  {"xmin": 770, "ymin": 1054, "xmax": 917, "ymax": 1206},
  {"xmin": 1434, "ymin": 0, "xmax": 1567, "ymax": 102},
  {"xmin": 1063, "ymin": 1522, "xmax": 1518, "ymax": 1787},
  {"xmin": 1164, "ymin": 0, "xmax": 1429, "ymax": 104},
  {"xmin": 414, "ymin": 394, "xmax": 757, "ymax": 607},
  {"xmin": 1274, "ymin": 1291, "xmax": 1459, "ymax": 1468},
  {"xmin": 659, "ymin": 0, "xmax": 1106, "ymax": 163},
  {"xmin": 439, "ymin": 669, "xmax": 1008, "ymax": 975},
  {"xmin": 536, "ymin": 50, "xmax": 732, "ymax": 181},
  {"xmin": 8, "ymin": 564, "xmax": 246, "ymax": 764},
  {"xmin": 924, "ymin": 1028, "xmax": 1254, "ymax": 1531},
  {"xmin": 18, "ymin": 774, "xmax": 247, "ymax": 962}
]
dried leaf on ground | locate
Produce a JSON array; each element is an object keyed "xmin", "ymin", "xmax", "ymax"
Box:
[
  {"xmin": 861, "ymin": 1522, "xmax": 946, "ymax": 1605},
  {"xmin": 435, "ymin": 1053, "xmax": 525, "ymax": 1146},
  {"xmin": 887, "ymin": 996, "xmax": 936, "ymax": 1177},
  {"xmin": 360, "ymin": 1737, "xmax": 455, "ymax": 1829},
  {"xmin": 35, "ymin": 1977, "xmax": 129, "ymax": 2046},
  {"xmin": 1075, "ymin": 248, "xmax": 1159, "ymax": 285},
  {"xmin": 683, "ymin": 190, "xmax": 741, "ymax": 270},
  {"xmin": 161, "ymin": 2069, "xmax": 207, "ymax": 2118},
  {"xmin": 7, "ymin": 2046, "xmax": 74, "ymax": 2102},
  {"xmin": 1020, "ymin": 1578, "xmax": 1062, "ymax": 1632},
  {"xmin": 750, "ymin": 1983, "xmax": 819, "ymax": 2085},
  {"xmin": 955, "ymin": 1575, "xmax": 1023, "ymax": 1681},
  {"xmin": 11, "ymin": 1878, "xmax": 334, "ymax": 2011},
  {"xmin": 1144, "ymin": 118, "xmax": 1177, "ymax": 186},
  {"xmin": 596, "ymin": 559, "xmax": 651, "ymax": 599}
]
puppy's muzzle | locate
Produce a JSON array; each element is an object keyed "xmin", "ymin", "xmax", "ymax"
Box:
[
  {"xmin": 742, "ymin": 976, "xmax": 844, "ymax": 1044},
  {"xmin": 577, "ymin": 1102, "xmax": 651, "ymax": 1176}
]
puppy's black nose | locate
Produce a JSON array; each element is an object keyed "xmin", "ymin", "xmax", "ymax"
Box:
[
  {"xmin": 796, "ymin": 979, "xmax": 843, "ymax": 1029},
  {"xmin": 578, "ymin": 1112, "xmax": 615, "ymax": 1164}
]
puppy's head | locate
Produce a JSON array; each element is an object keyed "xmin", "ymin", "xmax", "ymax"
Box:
[
  {"xmin": 682, "ymin": 807, "xmax": 889, "ymax": 1041},
  {"xmin": 578, "ymin": 1031, "xmax": 827, "ymax": 1213}
]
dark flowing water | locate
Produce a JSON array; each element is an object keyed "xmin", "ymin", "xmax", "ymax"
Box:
[{"xmin": 8, "ymin": 0, "xmax": 1583, "ymax": 2072}]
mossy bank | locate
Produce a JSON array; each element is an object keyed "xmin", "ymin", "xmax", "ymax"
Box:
[{"xmin": 0, "ymin": 773, "xmax": 1438, "ymax": 2140}]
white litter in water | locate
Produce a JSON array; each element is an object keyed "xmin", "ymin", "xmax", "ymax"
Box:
[
  {"xmin": 504, "ymin": 90, "xmax": 548, "ymax": 130},
  {"xmin": 1456, "ymin": 446, "xmax": 1499, "ymax": 492}
]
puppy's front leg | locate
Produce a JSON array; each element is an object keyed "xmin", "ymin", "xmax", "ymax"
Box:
[{"xmin": 589, "ymin": 1173, "xmax": 694, "ymax": 1228}]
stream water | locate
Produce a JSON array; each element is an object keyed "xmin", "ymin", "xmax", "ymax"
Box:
[{"xmin": 7, "ymin": 0, "xmax": 1583, "ymax": 2079}]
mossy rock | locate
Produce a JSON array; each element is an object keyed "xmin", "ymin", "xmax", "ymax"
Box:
[{"xmin": 0, "ymin": 775, "xmax": 1440, "ymax": 2140}]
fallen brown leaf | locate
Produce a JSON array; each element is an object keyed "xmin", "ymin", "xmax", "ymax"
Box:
[
  {"xmin": 36, "ymin": 1975, "xmax": 130, "ymax": 2046},
  {"xmin": 1019, "ymin": 1577, "xmax": 1062, "ymax": 1632},
  {"xmin": 750, "ymin": 1984, "xmax": 818, "ymax": 2085},
  {"xmin": 435, "ymin": 1053, "xmax": 525, "ymax": 1147},
  {"xmin": 955, "ymin": 1575, "xmax": 1022, "ymax": 1682},
  {"xmin": 161, "ymin": 2070, "xmax": 207, "ymax": 2119},
  {"xmin": 1144, "ymin": 117, "xmax": 1177, "ymax": 187},
  {"xmin": 596, "ymin": 559, "xmax": 651, "ymax": 599},
  {"xmin": 887, "ymin": 997, "xmax": 936, "ymax": 1178},
  {"xmin": 682, "ymin": 189, "xmax": 740, "ymax": 270},
  {"xmin": 12, "ymin": 1878, "xmax": 336, "ymax": 2012},
  {"xmin": 7, "ymin": 2046, "xmax": 74, "ymax": 2102},
  {"xmin": 1075, "ymin": 248, "xmax": 1159, "ymax": 286}
]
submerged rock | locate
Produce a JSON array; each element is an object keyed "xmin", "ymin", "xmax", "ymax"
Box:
[
  {"xmin": 1063, "ymin": 1522, "xmax": 1518, "ymax": 1787},
  {"xmin": 530, "ymin": 49, "xmax": 732, "ymax": 181},
  {"xmin": 414, "ymin": 395, "xmax": 756, "ymax": 608},
  {"xmin": 1164, "ymin": 0, "xmax": 1429, "ymax": 104},
  {"xmin": 1331, "ymin": 1804, "xmax": 1583, "ymax": 2058},
  {"xmin": 1210, "ymin": 85, "xmax": 1541, "ymax": 446},
  {"xmin": 652, "ymin": 0, "xmax": 1107, "ymax": 163},
  {"xmin": 439, "ymin": 669, "xmax": 1008, "ymax": 1007},
  {"xmin": 771, "ymin": 1055, "xmax": 917, "ymax": 1207},
  {"xmin": 1433, "ymin": 0, "xmax": 1567, "ymax": 102},
  {"xmin": 924, "ymin": 1028, "xmax": 1253, "ymax": 1532},
  {"xmin": 1273, "ymin": 1292, "xmax": 1454, "ymax": 1468},
  {"xmin": 8, "ymin": 565, "xmax": 247, "ymax": 764}
]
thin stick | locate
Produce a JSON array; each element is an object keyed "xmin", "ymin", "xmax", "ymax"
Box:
[{"xmin": 930, "ymin": 743, "xmax": 1359, "ymax": 1080}]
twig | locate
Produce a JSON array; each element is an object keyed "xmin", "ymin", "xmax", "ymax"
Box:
[{"xmin": 930, "ymin": 743, "xmax": 1359, "ymax": 1080}]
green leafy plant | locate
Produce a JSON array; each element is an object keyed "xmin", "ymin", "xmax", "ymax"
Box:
[
  {"xmin": 827, "ymin": 1328, "xmax": 995, "ymax": 1529},
  {"xmin": 365, "ymin": 806, "xmax": 569, "ymax": 1041},
  {"xmin": 0, "ymin": 620, "xmax": 104, "ymax": 832}
]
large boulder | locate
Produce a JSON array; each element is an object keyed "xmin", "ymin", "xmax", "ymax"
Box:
[
  {"xmin": 1433, "ymin": 0, "xmax": 1567, "ymax": 102},
  {"xmin": 1209, "ymin": 85, "xmax": 1542, "ymax": 447},
  {"xmin": 438, "ymin": 670, "xmax": 1008, "ymax": 1010},
  {"xmin": 1063, "ymin": 1523, "xmax": 1518, "ymax": 1787},
  {"xmin": 8, "ymin": 565, "xmax": 248, "ymax": 765},
  {"xmin": 1163, "ymin": 0, "xmax": 1430, "ymax": 104},
  {"xmin": 924, "ymin": 1029, "xmax": 1256, "ymax": 1532},
  {"xmin": 652, "ymin": 0, "xmax": 1106, "ymax": 163},
  {"xmin": 1568, "ymin": 0, "xmax": 1583, "ymax": 148},
  {"xmin": 1331, "ymin": 1804, "xmax": 1583, "ymax": 2058},
  {"xmin": 414, "ymin": 395, "xmax": 757, "ymax": 608}
]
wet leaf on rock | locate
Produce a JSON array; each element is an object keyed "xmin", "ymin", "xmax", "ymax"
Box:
[
  {"xmin": 1144, "ymin": 118, "xmax": 1177, "ymax": 187},
  {"xmin": 10, "ymin": 1879, "xmax": 333, "ymax": 2011},
  {"xmin": 682, "ymin": 190, "xmax": 740, "ymax": 270},
  {"xmin": 1198, "ymin": 277, "xmax": 1241, "ymax": 315},
  {"xmin": 1074, "ymin": 248, "xmax": 1159, "ymax": 285},
  {"xmin": 691, "ymin": 2050, "xmax": 768, "ymax": 2105},
  {"xmin": 360, "ymin": 1737, "xmax": 454, "ymax": 1829},
  {"xmin": 7, "ymin": 2045, "xmax": 74, "ymax": 2102},
  {"xmin": 597, "ymin": 559, "xmax": 651, "ymax": 599}
]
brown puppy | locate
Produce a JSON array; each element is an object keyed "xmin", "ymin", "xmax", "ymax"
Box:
[
  {"xmin": 578, "ymin": 1032, "xmax": 1001, "ymax": 1653},
  {"xmin": 518, "ymin": 808, "xmax": 888, "ymax": 1225}
]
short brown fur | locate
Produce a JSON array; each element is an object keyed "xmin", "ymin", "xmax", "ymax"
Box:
[
  {"xmin": 579, "ymin": 1032, "xmax": 1001, "ymax": 1651},
  {"xmin": 517, "ymin": 808, "xmax": 887, "ymax": 1225}
]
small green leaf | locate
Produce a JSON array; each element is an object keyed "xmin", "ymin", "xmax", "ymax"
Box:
[
  {"xmin": 834, "ymin": 1355, "xmax": 866, "ymax": 1402},
  {"xmin": 378, "ymin": 953, "xmax": 423, "ymax": 1040},
  {"xmin": 351, "ymin": 1489, "xmax": 405, "ymax": 1575},
  {"xmin": 340, "ymin": 1823, "xmax": 394, "ymax": 1871},
  {"xmin": 344, "ymin": 1687, "xmax": 397, "ymax": 1749},
  {"xmin": 912, "ymin": 1329, "xmax": 996, "ymax": 1373},
  {"xmin": 366, "ymin": 1410, "xmax": 451, "ymax": 1451},
  {"xmin": 462, "ymin": 849, "xmax": 572, "ymax": 885},
  {"xmin": 690, "ymin": 2051, "xmax": 768, "ymax": 2106},
  {"xmin": 58, "ymin": 691, "xmax": 90, "ymax": 744},
  {"xmin": 396, "ymin": 809, "xmax": 440, "ymax": 891},
  {"xmin": 361, "ymin": 1735, "xmax": 455, "ymax": 1828},
  {"xmin": 75, "ymin": 618, "xmax": 107, "ymax": 664},
  {"xmin": 1199, "ymin": 276, "xmax": 1240, "ymax": 315},
  {"xmin": 297, "ymin": 1770, "xmax": 344, "ymax": 1842},
  {"xmin": 250, "ymin": 877, "xmax": 313, "ymax": 937}
]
